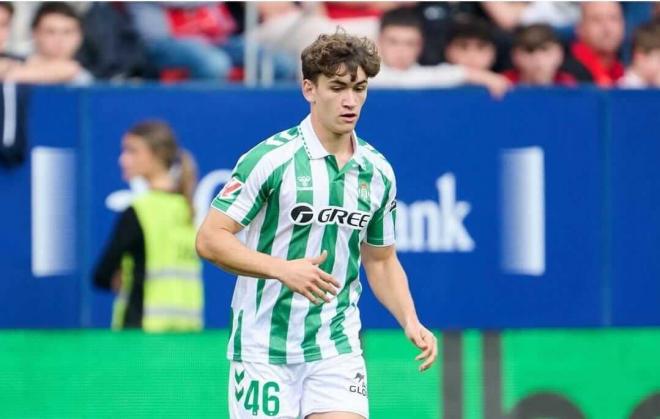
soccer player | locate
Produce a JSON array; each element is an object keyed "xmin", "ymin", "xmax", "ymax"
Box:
[{"xmin": 196, "ymin": 31, "xmax": 437, "ymax": 419}]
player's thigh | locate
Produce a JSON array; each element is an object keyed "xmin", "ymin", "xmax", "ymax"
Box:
[
  {"xmin": 228, "ymin": 360, "xmax": 301, "ymax": 419},
  {"xmin": 306, "ymin": 412, "xmax": 365, "ymax": 419},
  {"xmin": 301, "ymin": 353, "xmax": 369, "ymax": 419}
]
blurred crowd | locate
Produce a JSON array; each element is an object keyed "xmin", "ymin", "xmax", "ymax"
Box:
[{"xmin": 0, "ymin": 1, "xmax": 659, "ymax": 91}]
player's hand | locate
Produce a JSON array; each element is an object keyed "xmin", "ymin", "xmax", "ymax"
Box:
[
  {"xmin": 277, "ymin": 251, "xmax": 340, "ymax": 304},
  {"xmin": 405, "ymin": 321, "xmax": 438, "ymax": 372}
]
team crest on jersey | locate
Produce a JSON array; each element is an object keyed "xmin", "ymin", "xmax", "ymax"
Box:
[
  {"xmin": 358, "ymin": 182, "xmax": 369, "ymax": 202},
  {"xmin": 220, "ymin": 177, "xmax": 243, "ymax": 198}
]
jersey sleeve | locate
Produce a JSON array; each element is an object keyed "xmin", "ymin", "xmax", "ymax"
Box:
[
  {"xmin": 364, "ymin": 173, "xmax": 397, "ymax": 247},
  {"xmin": 211, "ymin": 150, "xmax": 274, "ymax": 227}
]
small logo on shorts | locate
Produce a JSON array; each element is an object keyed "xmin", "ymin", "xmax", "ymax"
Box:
[{"xmin": 349, "ymin": 372, "xmax": 368, "ymax": 397}]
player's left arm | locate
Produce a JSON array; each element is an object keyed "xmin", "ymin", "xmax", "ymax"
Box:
[{"xmin": 361, "ymin": 243, "xmax": 438, "ymax": 372}]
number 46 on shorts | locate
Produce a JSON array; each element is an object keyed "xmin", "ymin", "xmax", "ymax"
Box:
[{"xmin": 234, "ymin": 372, "xmax": 280, "ymax": 417}]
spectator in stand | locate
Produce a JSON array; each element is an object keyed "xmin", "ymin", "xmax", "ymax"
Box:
[
  {"xmin": 77, "ymin": 3, "xmax": 152, "ymax": 81},
  {"xmin": 371, "ymin": 7, "xmax": 510, "ymax": 97},
  {"xmin": 620, "ymin": 2, "xmax": 655, "ymax": 64},
  {"xmin": 0, "ymin": 2, "xmax": 17, "ymax": 59},
  {"xmin": 503, "ymin": 24, "xmax": 576, "ymax": 86},
  {"xmin": 414, "ymin": 2, "xmax": 489, "ymax": 66},
  {"xmin": 563, "ymin": 2, "xmax": 625, "ymax": 87},
  {"xmin": 128, "ymin": 2, "xmax": 295, "ymax": 82},
  {"xmin": 444, "ymin": 17, "xmax": 498, "ymax": 72},
  {"xmin": 252, "ymin": 2, "xmax": 400, "ymax": 61},
  {"xmin": 128, "ymin": 2, "xmax": 238, "ymax": 81},
  {"xmin": 619, "ymin": 21, "xmax": 660, "ymax": 88},
  {"xmin": 0, "ymin": 2, "xmax": 92, "ymax": 85},
  {"xmin": 480, "ymin": 2, "xmax": 580, "ymax": 33},
  {"xmin": 481, "ymin": 2, "xmax": 581, "ymax": 66}
]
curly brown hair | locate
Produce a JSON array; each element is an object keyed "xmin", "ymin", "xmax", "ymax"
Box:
[{"xmin": 301, "ymin": 29, "xmax": 381, "ymax": 83}]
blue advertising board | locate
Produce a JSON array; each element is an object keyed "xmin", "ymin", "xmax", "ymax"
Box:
[
  {"xmin": 609, "ymin": 90, "xmax": 660, "ymax": 326},
  {"xmin": 0, "ymin": 86, "xmax": 658, "ymax": 329}
]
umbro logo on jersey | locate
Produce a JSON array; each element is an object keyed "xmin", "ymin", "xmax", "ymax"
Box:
[
  {"xmin": 289, "ymin": 204, "xmax": 371, "ymax": 230},
  {"xmin": 220, "ymin": 177, "xmax": 243, "ymax": 198}
]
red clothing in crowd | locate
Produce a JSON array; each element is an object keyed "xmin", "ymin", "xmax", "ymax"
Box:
[
  {"xmin": 324, "ymin": 2, "xmax": 385, "ymax": 19},
  {"xmin": 166, "ymin": 4, "xmax": 236, "ymax": 44},
  {"xmin": 569, "ymin": 41, "xmax": 624, "ymax": 87},
  {"xmin": 502, "ymin": 69, "xmax": 577, "ymax": 86}
]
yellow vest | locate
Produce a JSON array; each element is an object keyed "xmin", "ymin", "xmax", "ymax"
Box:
[{"xmin": 112, "ymin": 191, "xmax": 203, "ymax": 332}]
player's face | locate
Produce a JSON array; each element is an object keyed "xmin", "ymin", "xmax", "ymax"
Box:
[
  {"xmin": 119, "ymin": 134, "xmax": 162, "ymax": 181},
  {"xmin": 304, "ymin": 65, "xmax": 368, "ymax": 136}
]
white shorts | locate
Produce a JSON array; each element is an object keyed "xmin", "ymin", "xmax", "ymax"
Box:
[{"xmin": 228, "ymin": 353, "xmax": 369, "ymax": 419}]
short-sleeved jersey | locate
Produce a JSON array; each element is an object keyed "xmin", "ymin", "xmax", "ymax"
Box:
[{"xmin": 212, "ymin": 115, "xmax": 397, "ymax": 365}]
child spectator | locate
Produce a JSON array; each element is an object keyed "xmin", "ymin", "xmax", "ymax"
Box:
[
  {"xmin": 503, "ymin": 24, "xmax": 576, "ymax": 86},
  {"xmin": 0, "ymin": 2, "xmax": 92, "ymax": 85},
  {"xmin": 0, "ymin": 2, "xmax": 14, "ymax": 57},
  {"xmin": 444, "ymin": 17, "xmax": 498, "ymax": 71},
  {"xmin": 371, "ymin": 8, "xmax": 510, "ymax": 97},
  {"xmin": 253, "ymin": 2, "xmax": 394, "ymax": 58},
  {"xmin": 619, "ymin": 21, "xmax": 660, "ymax": 88},
  {"xmin": 563, "ymin": 2, "xmax": 625, "ymax": 86}
]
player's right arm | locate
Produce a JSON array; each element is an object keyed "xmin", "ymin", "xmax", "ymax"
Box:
[
  {"xmin": 196, "ymin": 210, "xmax": 338, "ymax": 304},
  {"xmin": 195, "ymin": 147, "xmax": 339, "ymax": 303}
]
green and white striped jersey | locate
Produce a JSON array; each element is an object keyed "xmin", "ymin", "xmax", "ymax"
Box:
[{"xmin": 212, "ymin": 115, "xmax": 397, "ymax": 365}]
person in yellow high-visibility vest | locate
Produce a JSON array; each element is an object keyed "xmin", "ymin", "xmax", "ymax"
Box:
[{"xmin": 94, "ymin": 120, "xmax": 203, "ymax": 332}]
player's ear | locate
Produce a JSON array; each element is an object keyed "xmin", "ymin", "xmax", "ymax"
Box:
[{"xmin": 301, "ymin": 79, "xmax": 316, "ymax": 104}]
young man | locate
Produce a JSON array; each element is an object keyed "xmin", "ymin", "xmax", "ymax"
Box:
[
  {"xmin": 503, "ymin": 24, "xmax": 576, "ymax": 86},
  {"xmin": 444, "ymin": 17, "xmax": 498, "ymax": 72},
  {"xmin": 0, "ymin": 2, "xmax": 92, "ymax": 85},
  {"xmin": 371, "ymin": 7, "xmax": 510, "ymax": 97},
  {"xmin": 196, "ymin": 31, "xmax": 437, "ymax": 419},
  {"xmin": 563, "ymin": 2, "xmax": 625, "ymax": 87},
  {"xmin": 619, "ymin": 21, "xmax": 660, "ymax": 88}
]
